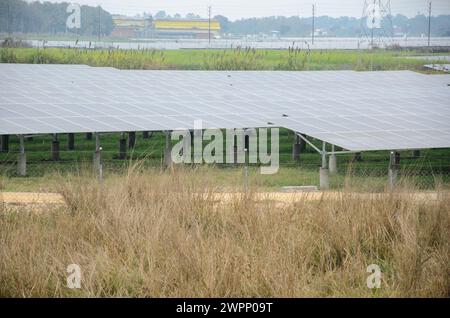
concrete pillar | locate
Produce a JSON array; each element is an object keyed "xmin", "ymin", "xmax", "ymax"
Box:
[
  {"xmin": 51, "ymin": 134, "xmax": 60, "ymax": 161},
  {"xmin": 192, "ymin": 129, "xmax": 202, "ymax": 163},
  {"xmin": 319, "ymin": 141, "xmax": 329, "ymax": 190},
  {"xmin": 292, "ymin": 143, "xmax": 302, "ymax": 161},
  {"xmin": 119, "ymin": 133, "xmax": 127, "ymax": 160},
  {"xmin": 17, "ymin": 135, "xmax": 26, "ymax": 176},
  {"xmin": 86, "ymin": 132, "xmax": 93, "ymax": 141},
  {"xmin": 142, "ymin": 131, "xmax": 151, "ymax": 139},
  {"xmin": 329, "ymin": 145, "xmax": 337, "ymax": 174},
  {"xmin": 320, "ymin": 167, "xmax": 330, "ymax": 190},
  {"xmin": 164, "ymin": 131, "xmax": 172, "ymax": 168},
  {"xmin": 67, "ymin": 133, "xmax": 75, "ymax": 150},
  {"xmin": 292, "ymin": 134, "xmax": 306, "ymax": 161},
  {"xmin": 128, "ymin": 132, "xmax": 136, "ymax": 149},
  {"xmin": 230, "ymin": 130, "xmax": 245, "ymax": 164},
  {"xmin": 388, "ymin": 151, "xmax": 400, "ymax": 189},
  {"xmin": 352, "ymin": 152, "xmax": 363, "ymax": 162},
  {"xmin": 1, "ymin": 135, "xmax": 9, "ymax": 152},
  {"xmin": 233, "ymin": 145, "xmax": 238, "ymax": 164},
  {"xmin": 93, "ymin": 133, "xmax": 102, "ymax": 177}
]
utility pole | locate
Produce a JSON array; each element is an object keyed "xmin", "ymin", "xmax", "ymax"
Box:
[
  {"xmin": 98, "ymin": 5, "xmax": 101, "ymax": 42},
  {"xmin": 208, "ymin": 6, "xmax": 212, "ymax": 44},
  {"xmin": 427, "ymin": 1, "xmax": 432, "ymax": 47},
  {"xmin": 312, "ymin": 4, "xmax": 315, "ymax": 45},
  {"xmin": 371, "ymin": 0, "xmax": 376, "ymax": 48},
  {"xmin": 7, "ymin": 0, "xmax": 11, "ymax": 36}
]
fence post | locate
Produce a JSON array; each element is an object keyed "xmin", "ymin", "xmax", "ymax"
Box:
[
  {"xmin": 164, "ymin": 131, "xmax": 172, "ymax": 168},
  {"xmin": 320, "ymin": 141, "xmax": 329, "ymax": 190},
  {"xmin": 388, "ymin": 151, "xmax": 400, "ymax": 189},
  {"xmin": 128, "ymin": 132, "xmax": 136, "ymax": 149},
  {"xmin": 94, "ymin": 133, "xmax": 102, "ymax": 180},
  {"xmin": 17, "ymin": 135, "xmax": 26, "ymax": 177},
  {"xmin": 67, "ymin": 133, "xmax": 75, "ymax": 150},
  {"xmin": 51, "ymin": 134, "xmax": 60, "ymax": 161},
  {"xmin": 119, "ymin": 132, "xmax": 127, "ymax": 160}
]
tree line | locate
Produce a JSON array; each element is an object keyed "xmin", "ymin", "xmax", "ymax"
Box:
[
  {"xmin": 0, "ymin": 0, "xmax": 449, "ymax": 38},
  {"xmin": 215, "ymin": 14, "xmax": 450, "ymax": 37},
  {"xmin": 0, "ymin": 0, "xmax": 113, "ymax": 36}
]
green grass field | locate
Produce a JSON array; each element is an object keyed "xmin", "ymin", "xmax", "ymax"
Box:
[{"xmin": 0, "ymin": 47, "xmax": 441, "ymax": 71}]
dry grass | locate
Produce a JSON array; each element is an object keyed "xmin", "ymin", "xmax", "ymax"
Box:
[{"xmin": 0, "ymin": 166, "xmax": 449, "ymax": 297}]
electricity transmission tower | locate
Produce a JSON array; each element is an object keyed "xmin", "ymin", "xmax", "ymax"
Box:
[
  {"xmin": 427, "ymin": 1, "xmax": 432, "ymax": 46},
  {"xmin": 361, "ymin": 0, "xmax": 393, "ymax": 48}
]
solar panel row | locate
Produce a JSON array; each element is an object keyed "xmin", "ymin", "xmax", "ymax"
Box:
[{"xmin": 0, "ymin": 64, "xmax": 449, "ymax": 151}]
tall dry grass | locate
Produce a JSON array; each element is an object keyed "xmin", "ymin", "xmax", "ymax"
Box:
[{"xmin": 0, "ymin": 166, "xmax": 449, "ymax": 297}]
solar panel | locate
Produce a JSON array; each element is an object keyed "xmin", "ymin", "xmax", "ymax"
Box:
[{"xmin": 0, "ymin": 64, "xmax": 449, "ymax": 151}]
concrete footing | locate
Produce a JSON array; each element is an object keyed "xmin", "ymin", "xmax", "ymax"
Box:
[
  {"xmin": 51, "ymin": 135, "xmax": 60, "ymax": 161},
  {"xmin": 164, "ymin": 132, "xmax": 172, "ymax": 168},
  {"xmin": 192, "ymin": 130, "xmax": 202, "ymax": 163},
  {"xmin": 320, "ymin": 167, "xmax": 330, "ymax": 190},
  {"xmin": 17, "ymin": 135, "xmax": 26, "ymax": 176},
  {"xmin": 1, "ymin": 135, "xmax": 9, "ymax": 152},
  {"xmin": 93, "ymin": 133, "xmax": 102, "ymax": 179},
  {"xmin": 292, "ymin": 143, "xmax": 302, "ymax": 161},
  {"xmin": 388, "ymin": 151, "xmax": 400, "ymax": 189},
  {"xmin": 329, "ymin": 154, "xmax": 337, "ymax": 174},
  {"xmin": 119, "ymin": 135, "xmax": 127, "ymax": 160},
  {"xmin": 292, "ymin": 134, "xmax": 306, "ymax": 161},
  {"xmin": 17, "ymin": 153, "xmax": 26, "ymax": 176},
  {"xmin": 233, "ymin": 145, "xmax": 238, "ymax": 164},
  {"xmin": 352, "ymin": 152, "xmax": 363, "ymax": 162},
  {"xmin": 128, "ymin": 132, "xmax": 136, "ymax": 149}
]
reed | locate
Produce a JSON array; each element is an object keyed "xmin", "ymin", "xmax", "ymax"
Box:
[{"xmin": 0, "ymin": 166, "xmax": 448, "ymax": 297}]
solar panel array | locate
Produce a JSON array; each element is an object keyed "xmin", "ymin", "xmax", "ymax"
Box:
[{"xmin": 1, "ymin": 63, "xmax": 449, "ymax": 151}]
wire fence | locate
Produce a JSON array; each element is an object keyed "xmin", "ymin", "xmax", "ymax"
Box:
[{"xmin": 1, "ymin": 148, "xmax": 449, "ymax": 198}]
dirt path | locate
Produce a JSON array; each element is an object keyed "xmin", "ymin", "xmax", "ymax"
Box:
[{"xmin": 1, "ymin": 191, "xmax": 443, "ymax": 206}]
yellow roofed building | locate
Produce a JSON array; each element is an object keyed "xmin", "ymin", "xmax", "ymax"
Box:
[
  {"xmin": 153, "ymin": 19, "xmax": 221, "ymax": 39},
  {"xmin": 111, "ymin": 15, "xmax": 221, "ymax": 39}
]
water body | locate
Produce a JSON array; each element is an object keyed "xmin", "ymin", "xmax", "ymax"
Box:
[{"xmin": 22, "ymin": 37, "xmax": 450, "ymax": 50}]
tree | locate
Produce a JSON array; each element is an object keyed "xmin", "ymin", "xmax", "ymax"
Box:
[
  {"xmin": 213, "ymin": 15, "xmax": 230, "ymax": 32},
  {"xmin": 0, "ymin": 0, "xmax": 114, "ymax": 36},
  {"xmin": 186, "ymin": 13, "xmax": 200, "ymax": 20},
  {"xmin": 154, "ymin": 10, "xmax": 166, "ymax": 19}
]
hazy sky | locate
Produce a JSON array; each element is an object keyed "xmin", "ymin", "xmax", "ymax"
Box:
[{"xmin": 49, "ymin": 0, "xmax": 450, "ymax": 20}]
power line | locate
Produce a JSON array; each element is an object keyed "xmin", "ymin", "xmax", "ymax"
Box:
[
  {"xmin": 312, "ymin": 4, "xmax": 315, "ymax": 45},
  {"xmin": 208, "ymin": 5, "xmax": 212, "ymax": 44}
]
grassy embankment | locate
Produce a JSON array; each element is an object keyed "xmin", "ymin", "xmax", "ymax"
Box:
[
  {"xmin": 0, "ymin": 168, "xmax": 449, "ymax": 297},
  {"xmin": 0, "ymin": 46, "xmax": 434, "ymax": 70}
]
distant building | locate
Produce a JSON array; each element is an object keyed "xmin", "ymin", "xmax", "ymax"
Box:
[
  {"xmin": 111, "ymin": 15, "xmax": 152, "ymax": 38},
  {"xmin": 313, "ymin": 28, "xmax": 328, "ymax": 37},
  {"xmin": 111, "ymin": 16, "xmax": 221, "ymax": 39},
  {"xmin": 153, "ymin": 19, "xmax": 221, "ymax": 39}
]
